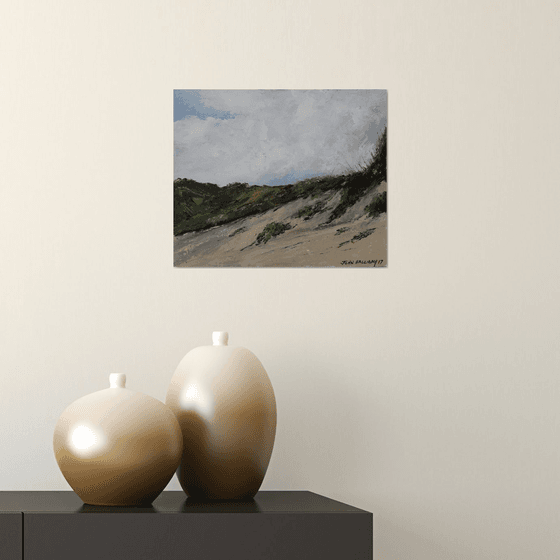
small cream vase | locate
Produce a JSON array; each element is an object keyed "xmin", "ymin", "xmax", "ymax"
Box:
[{"xmin": 53, "ymin": 373, "xmax": 183, "ymax": 506}]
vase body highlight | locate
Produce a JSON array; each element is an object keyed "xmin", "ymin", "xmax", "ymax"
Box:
[
  {"xmin": 53, "ymin": 373, "xmax": 183, "ymax": 506},
  {"xmin": 166, "ymin": 332, "xmax": 277, "ymax": 500}
]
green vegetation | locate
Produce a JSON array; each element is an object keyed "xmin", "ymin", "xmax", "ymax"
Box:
[
  {"xmin": 256, "ymin": 222, "xmax": 292, "ymax": 245},
  {"xmin": 229, "ymin": 227, "xmax": 246, "ymax": 237},
  {"xmin": 350, "ymin": 228, "xmax": 376, "ymax": 242},
  {"xmin": 173, "ymin": 126, "xmax": 387, "ymax": 236},
  {"xmin": 338, "ymin": 228, "xmax": 376, "ymax": 248},
  {"xmin": 174, "ymin": 176, "xmax": 340, "ymax": 236},
  {"xmin": 365, "ymin": 191, "xmax": 387, "ymax": 218},
  {"xmin": 296, "ymin": 200, "xmax": 327, "ymax": 220},
  {"xmin": 326, "ymin": 126, "xmax": 387, "ymax": 223}
]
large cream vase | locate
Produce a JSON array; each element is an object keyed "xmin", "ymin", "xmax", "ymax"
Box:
[{"xmin": 166, "ymin": 332, "xmax": 277, "ymax": 500}]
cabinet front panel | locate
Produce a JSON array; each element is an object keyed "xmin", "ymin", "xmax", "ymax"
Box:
[
  {"xmin": 25, "ymin": 512, "xmax": 372, "ymax": 560},
  {"xmin": 0, "ymin": 512, "xmax": 22, "ymax": 560}
]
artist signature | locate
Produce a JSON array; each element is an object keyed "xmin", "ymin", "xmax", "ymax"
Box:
[{"xmin": 340, "ymin": 259, "xmax": 384, "ymax": 266}]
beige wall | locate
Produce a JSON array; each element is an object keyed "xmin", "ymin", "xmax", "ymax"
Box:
[{"xmin": 1, "ymin": 0, "xmax": 559, "ymax": 557}]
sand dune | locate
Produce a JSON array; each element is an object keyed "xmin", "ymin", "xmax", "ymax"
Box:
[{"xmin": 174, "ymin": 182, "xmax": 387, "ymax": 268}]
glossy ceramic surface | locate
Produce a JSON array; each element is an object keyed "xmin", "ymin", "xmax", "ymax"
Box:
[
  {"xmin": 166, "ymin": 332, "xmax": 277, "ymax": 500},
  {"xmin": 53, "ymin": 374, "xmax": 183, "ymax": 506}
]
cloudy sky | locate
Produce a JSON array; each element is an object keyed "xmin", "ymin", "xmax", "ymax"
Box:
[{"xmin": 174, "ymin": 90, "xmax": 387, "ymax": 187}]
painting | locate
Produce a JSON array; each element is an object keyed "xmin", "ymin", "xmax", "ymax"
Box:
[{"xmin": 174, "ymin": 90, "xmax": 387, "ymax": 267}]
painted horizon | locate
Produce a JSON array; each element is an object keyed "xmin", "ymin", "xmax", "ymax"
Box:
[{"xmin": 174, "ymin": 89, "xmax": 387, "ymax": 267}]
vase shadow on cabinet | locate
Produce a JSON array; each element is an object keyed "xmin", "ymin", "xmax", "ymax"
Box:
[
  {"xmin": 77, "ymin": 503, "xmax": 158, "ymax": 513},
  {"xmin": 180, "ymin": 497, "xmax": 262, "ymax": 513}
]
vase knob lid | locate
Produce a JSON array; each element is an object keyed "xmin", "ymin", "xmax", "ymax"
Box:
[
  {"xmin": 212, "ymin": 332, "xmax": 229, "ymax": 346},
  {"xmin": 109, "ymin": 373, "xmax": 126, "ymax": 388}
]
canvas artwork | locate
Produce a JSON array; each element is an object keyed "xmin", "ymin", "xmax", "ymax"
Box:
[{"xmin": 174, "ymin": 89, "xmax": 387, "ymax": 267}]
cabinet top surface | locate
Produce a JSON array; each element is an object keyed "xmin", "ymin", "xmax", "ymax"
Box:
[{"xmin": 0, "ymin": 491, "xmax": 370, "ymax": 514}]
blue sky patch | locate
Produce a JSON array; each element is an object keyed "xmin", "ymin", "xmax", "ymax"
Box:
[
  {"xmin": 174, "ymin": 90, "xmax": 237, "ymax": 122},
  {"xmin": 256, "ymin": 169, "xmax": 325, "ymax": 187}
]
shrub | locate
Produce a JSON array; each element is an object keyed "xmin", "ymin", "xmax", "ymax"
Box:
[
  {"xmin": 296, "ymin": 200, "xmax": 327, "ymax": 220},
  {"xmin": 351, "ymin": 228, "xmax": 376, "ymax": 242},
  {"xmin": 365, "ymin": 191, "xmax": 387, "ymax": 218},
  {"xmin": 229, "ymin": 227, "xmax": 246, "ymax": 237},
  {"xmin": 256, "ymin": 222, "xmax": 292, "ymax": 245}
]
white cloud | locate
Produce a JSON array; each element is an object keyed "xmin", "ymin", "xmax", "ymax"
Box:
[{"xmin": 174, "ymin": 90, "xmax": 387, "ymax": 186}]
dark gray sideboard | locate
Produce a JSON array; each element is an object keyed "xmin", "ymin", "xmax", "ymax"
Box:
[{"xmin": 0, "ymin": 491, "xmax": 372, "ymax": 560}]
